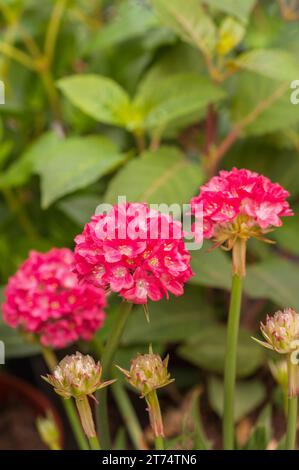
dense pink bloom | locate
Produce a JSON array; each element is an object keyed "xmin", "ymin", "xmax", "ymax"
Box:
[
  {"xmin": 191, "ymin": 168, "xmax": 293, "ymax": 242},
  {"xmin": 74, "ymin": 203, "xmax": 193, "ymax": 304},
  {"xmin": 2, "ymin": 248, "xmax": 106, "ymax": 348}
]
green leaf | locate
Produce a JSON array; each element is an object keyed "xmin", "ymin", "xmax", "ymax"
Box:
[
  {"xmin": 207, "ymin": 377, "xmax": 266, "ymax": 422},
  {"xmin": 58, "ymin": 194, "xmax": 101, "ymax": 226},
  {"xmin": 0, "ymin": 132, "xmax": 59, "ymax": 189},
  {"xmin": 244, "ymin": 404, "xmax": 272, "ymax": 450},
  {"xmin": 134, "ymin": 72, "xmax": 225, "ymax": 130},
  {"xmin": 122, "ymin": 287, "xmax": 215, "ymax": 345},
  {"xmin": 178, "ymin": 324, "xmax": 265, "ymax": 378},
  {"xmin": 190, "ymin": 243, "xmax": 231, "ymax": 290},
  {"xmin": 244, "ymin": 257, "xmax": 299, "ymax": 310},
  {"xmin": 203, "ymin": 0, "xmax": 256, "ymax": 23},
  {"xmin": 233, "ymin": 49, "xmax": 299, "ymax": 81},
  {"xmin": 35, "ymin": 136, "xmax": 126, "ymax": 208},
  {"xmin": 88, "ymin": 0, "xmax": 158, "ymax": 50},
  {"xmin": 0, "ymin": 315, "xmax": 41, "ymax": 359},
  {"xmin": 58, "ymin": 75, "xmax": 132, "ymax": 127},
  {"xmin": 104, "ymin": 146, "xmax": 203, "ymax": 216},
  {"xmin": 272, "ymin": 208, "xmax": 299, "ymax": 255},
  {"xmin": 151, "ymin": 0, "xmax": 216, "ymax": 56},
  {"xmin": 231, "ymin": 72, "xmax": 299, "ymax": 135}
]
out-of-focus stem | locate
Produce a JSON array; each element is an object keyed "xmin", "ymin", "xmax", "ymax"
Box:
[
  {"xmin": 97, "ymin": 302, "xmax": 133, "ymax": 449},
  {"xmin": 45, "ymin": 0, "xmax": 68, "ymax": 66},
  {"xmin": 42, "ymin": 348, "xmax": 89, "ymax": 450},
  {"xmin": 112, "ymin": 379, "xmax": 148, "ymax": 450}
]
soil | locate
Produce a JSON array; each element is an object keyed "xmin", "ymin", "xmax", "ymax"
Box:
[{"xmin": 0, "ymin": 401, "xmax": 47, "ymax": 450}]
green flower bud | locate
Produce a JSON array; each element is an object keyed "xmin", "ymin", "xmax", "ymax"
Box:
[
  {"xmin": 117, "ymin": 352, "xmax": 174, "ymax": 397},
  {"xmin": 258, "ymin": 309, "xmax": 299, "ymax": 354},
  {"xmin": 36, "ymin": 411, "xmax": 61, "ymax": 450},
  {"xmin": 42, "ymin": 351, "xmax": 115, "ymax": 400}
]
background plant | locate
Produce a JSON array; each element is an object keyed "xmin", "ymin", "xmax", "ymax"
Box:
[{"xmin": 1, "ymin": 0, "xmax": 299, "ymax": 450}]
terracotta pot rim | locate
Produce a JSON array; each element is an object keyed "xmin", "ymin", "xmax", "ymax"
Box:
[{"xmin": 0, "ymin": 372, "xmax": 64, "ymax": 448}]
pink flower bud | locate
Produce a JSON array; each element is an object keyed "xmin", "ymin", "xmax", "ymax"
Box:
[{"xmin": 42, "ymin": 352, "xmax": 114, "ymax": 400}]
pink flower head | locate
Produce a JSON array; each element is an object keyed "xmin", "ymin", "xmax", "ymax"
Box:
[
  {"xmin": 2, "ymin": 248, "xmax": 106, "ymax": 348},
  {"xmin": 191, "ymin": 168, "xmax": 293, "ymax": 245},
  {"xmin": 74, "ymin": 202, "xmax": 193, "ymax": 304}
]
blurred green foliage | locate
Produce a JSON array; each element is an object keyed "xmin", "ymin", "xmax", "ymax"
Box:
[{"xmin": 1, "ymin": 0, "xmax": 299, "ymax": 440}]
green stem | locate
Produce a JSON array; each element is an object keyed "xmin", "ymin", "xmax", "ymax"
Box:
[
  {"xmin": 0, "ymin": 40, "xmax": 36, "ymax": 69},
  {"xmin": 89, "ymin": 435, "xmax": 101, "ymax": 450},
  {"xmin": 223, "ymin": 274, "xmax": 243, "ymax": 450},
  {"xmin": 97, "ymin": 301, "xmax": 133, "ymax": 449},
  {"xmin": 44, "ymin": 0, "xmax": 68, "ymax": 66},
  {"xmin": 112, "ymin": 379, "xmax": 147, "ymax": 450},
  {"xmin": 75, "ymin": 396, "xmax": 100, "ymax": 450},
  {"xmin": 286, "ymin": 397, "xmax": 298, "ymax": 450},
  {"xmin": 286, "ymin": 358, "xmax": 298, "ymax": 450},
  {"xmin": 155, "ymin": 436, "xmax": 165, "ymax": 450},
  {"xmin": 145, "ymin": 390, "xmax": 165, "ymax": 443},
  {"xmin": 40, "ymin": 69, "xmax": 63, "ymax": 123},
  {"xmin": 42, "ymin": 348, "xmax": 89, "ymax": 450}
]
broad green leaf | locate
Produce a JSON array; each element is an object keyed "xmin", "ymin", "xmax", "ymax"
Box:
[
  {"xmin": 122, "ymin": 287, "xmax": 215, "ymax": 345},
  {"xmin": 151, "ymin": 0, "xmax": 216, "ymax": 56},
  {"xmin": 233, "ymin": 49, "xmax": 299, "ymax": 81},
  {"xmin": 245, "ymin": 258, "xmax": 299, "ymax": 309},
  {"xmin": 88, "ymin": 0, "xmax": 158, "ymax": 50},
  {"xmin": 104, "ymin": 146, "xmax": 203, "ymax": 216},
  {"xmin": 244, "ymin": 404, "xmax": 272, "ymax": 450},
  {"xmin": 0, "ymin": 132, "xmax": 59, "ymax": 189},
  {"xmin": 207, "ymin": 377, "xmax": 266, "ymax": 422},
  {"xmin": 58, "ymin": 75, "xmax": 134, "ymax": 127},
  {"xmin": 272, "ymin": 210, "xmax": 299, "ymax": 255},
  {"xmin": 134, "ymin": 73, "xmax": 225, "ymax": 130},
  {"xmin": 58, "ymin": 194, "xmax": 101, "ymax": 226},
  {"xmin": 190, "ymin": 243, "xmax": 231, "ymax": 290},
  {"xmin": 178, "ymin": 324, "xmax": 265, "ymax": 378},
  {"xmin": 35, "ymin": 136, "xmax": 126, "ymax": 208},
  {"xmin": 0, "ymin": 315, "xmax": 41, "ymax": 359},
  {"xmin": 231, "ymin": 72, "xmax": 299, "ymax": 135},
  {"xmin": 203, "ymin": 0, "xmax": 256, "ymax": 23}
]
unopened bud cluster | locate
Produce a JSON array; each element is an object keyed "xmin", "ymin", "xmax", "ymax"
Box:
[
  {"xmin": 259, "ymin": 308, "xmax": 299, "ymax": 354},
  {"xmin": 117, "ymin": 352, "xmax": 174, "ymax": 397},
  {"xmin": 42, "ymin": 351, "xmax": 114, "ymax": 400}
]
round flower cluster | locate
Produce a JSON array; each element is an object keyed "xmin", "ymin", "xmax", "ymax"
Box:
[
  {"xmin": 74, "ymin": 203, "xmax": 193, "ymax": 304},
  {"xmin": 43, "ymin": 352, "xmax": 114, "ymax": 399},
  {"xmin": 191, "ymin": 167, "xmax": 293, "ymax": 244},
  {"xmin": 2, "ymin": 248, "xmax": 106, "ymax": 348}
]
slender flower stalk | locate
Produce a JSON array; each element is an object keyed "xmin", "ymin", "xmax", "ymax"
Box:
[
  {"xmin": 42, "ymin": 351, "xmax": 115, "ymax": 450},
  {"xmin": 42, "ymin": 348, "xmax": 89, "ymax": 450},
  {"xmin": 286, "ymin": 357, "xmax": 298, "ymax": 450},
  {"xmin": 223, "ymin": 261, "xmax": 243, "ymax": 449},
  {"xmin": 253, "ymin": 308, "xmax": 299, "ymax": 450},
  {"xmin": 117, "ymin": 348, "xmax": 174, "ymax": 449},
  {"xmin": 97, "ymin": 301, "xmax": 133, "ymax": 449},
  {"xmin": 190, "ymin": 168, "xmax": 293, "ymax": 449},
  {"xmin": 92, "ymin": 326, "xmax": 147, "ymax": 449},
  {"xmin": 112, "ymin": 378, "xmax": 148, "ymax": 450}
]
